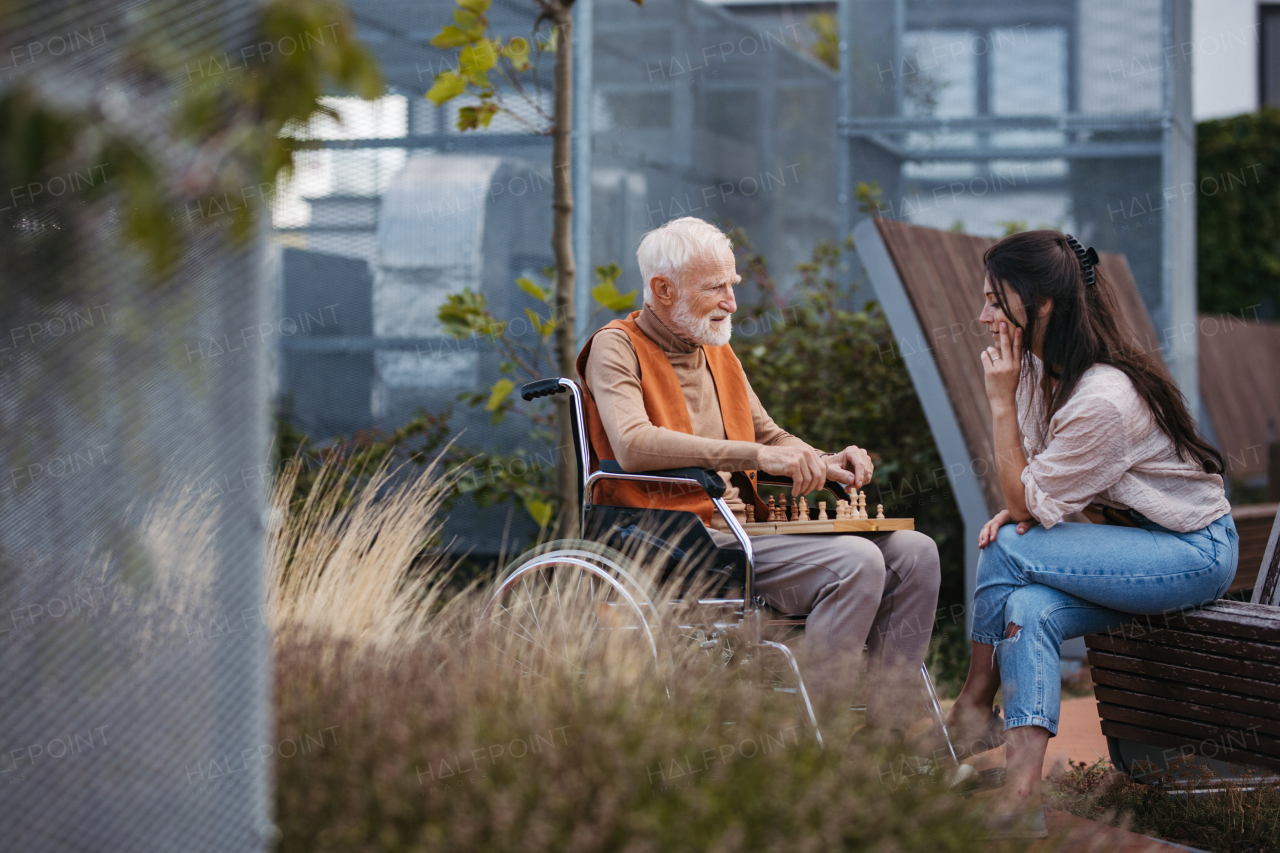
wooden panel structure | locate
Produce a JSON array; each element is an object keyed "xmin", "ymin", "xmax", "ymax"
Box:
[
  {"xmin": 1231, "ymin": 503, "xmax": 1278, "ymax": 594},
  {"xmin": 1085, "ymin": 601, "xmax": 1280, "ymax": 774},
  {"xmin": 872, "ymin": 219, "xmax": 1167, "ymax": 515},
  {"xmin": 1198, "ymin": 316, "xmax": 1280, "ymax": 483}
]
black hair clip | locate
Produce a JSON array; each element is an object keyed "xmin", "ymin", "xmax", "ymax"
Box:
[{"xmin": 1064, "ymin": 234, "xmax": 1098, "ymax": 288}]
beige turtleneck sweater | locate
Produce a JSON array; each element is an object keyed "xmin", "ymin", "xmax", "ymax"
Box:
[{"xmin": 581, "ymin": 305, "xmax": 811, "ymax": 476}]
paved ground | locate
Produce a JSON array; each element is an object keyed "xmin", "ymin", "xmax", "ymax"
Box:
[{"xmin": 1043, "ymin": 695, "xmax": 1112, "ymax": 776}]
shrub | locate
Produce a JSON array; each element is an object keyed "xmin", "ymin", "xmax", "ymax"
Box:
[
  {"xmin": 268, "ymin": 457, "xmax": 1003, "ymax": 852},
  {"xmin": 1197, "ymin": 109, "xmax": 1280, "ymax": 318},
  {"xmin": 1046, "ymin": 759, "xmax": 1280, "ymax": 853}
]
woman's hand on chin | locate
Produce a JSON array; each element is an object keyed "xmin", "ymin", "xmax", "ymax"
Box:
[{"xmin": 981, "ymin": 321, "xmax": 1023, "ymax": 409}]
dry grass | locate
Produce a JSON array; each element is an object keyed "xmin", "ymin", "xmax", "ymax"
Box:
[
  {"xmin": 264, "ymin": 457, "xmax": 1025, "ymax": 852},
  {"xmin": 267, "ymin": 457, "xmax": 462, "ymax": 647},
  {"xmin": 1045, "ymin": 758, "xmax": 1280, "ymax": 852}
]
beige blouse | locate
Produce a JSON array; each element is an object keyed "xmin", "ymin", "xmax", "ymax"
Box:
[{"xmin": 1016, "ymin": 357, "xmax": 1231, "ymax": 532}]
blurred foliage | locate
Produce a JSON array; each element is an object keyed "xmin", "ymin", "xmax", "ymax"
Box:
[
  {"xmin": 274, "ymin": 404, "xmax": 454, "ymax": 516},
  {"xmin": 425, "ymin": 0, "xmax": 555, "ymax": 132},
  {"xmin": 0, "ymin": 0, "xmax": 381, "ymax": 288},
  {"xmin": 437, "ymin": 263, "xmax": 634, "ymax": 528},
  {"xmin": 728, "ymin": 230, "xmax": 966, "ymax": 612},
  {"xmin": 274, "ymin": 634, "xmax": 999, "ymax": 853},
  {"xmin": 1197, "ymin": 109, "xmax": 1280, "ymax": 319},
  {"xmin": 805, "ymin": 12, "xmax": 839, "ymax": 71},
  {"xmin": 275, "ymin": 400, "xmax": 561, "ymax": 535}
]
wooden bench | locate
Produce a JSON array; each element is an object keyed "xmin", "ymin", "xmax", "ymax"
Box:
[{"xmin": 1084, "ymin": 508, "xmax": 1280, "ymax": 782}]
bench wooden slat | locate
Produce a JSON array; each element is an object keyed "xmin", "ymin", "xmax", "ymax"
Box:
[
  {"xmin": 1099, "ymin": 625, "xmax": 1280, "ymax": 665},
  {"xmin": 1105, "ymin": 604, "xmax": 1280, "ymax": 644},
  {"xmin": 1087, "ymin": 633, "xmax": 1280, "ymax": 683},
  {"xmin": 1087, "ymin": 649, "xmax": 1280, "ymax": 701},
  {"xmin": 1090, "ymin": 668, "xmax": 1280, "ymax": 723},
  {"xmin": 1097, "ymin": 702, "xmax": 1280, "ymax": 759},
  {"xmin": 1092, "ymin": 685, "xmax": 1280, "ymax": 737},
  {"xmin": 1098, "ymin": 720, "xmax": 1280, "ymax": 774}
]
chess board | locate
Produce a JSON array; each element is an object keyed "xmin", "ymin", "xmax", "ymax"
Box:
[
  {"xmin": 740, "ymin": 518, "xmax": 914, "ymax": 536},
  {"xmin": 736, "ymin": 490, "xmax": 912, "ymax": 535}
]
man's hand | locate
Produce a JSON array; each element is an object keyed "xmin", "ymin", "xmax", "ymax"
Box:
[
  {"xmin": 757, "ymin": 445, "xmax": 834, "ymax": 495},
  {"xmin": 978, "ymin": 509, "xmax": 1037, "ymax": 548},
  {"xmin": 826, "ymin": 445, "xmax": 874, "ymax": 489}
]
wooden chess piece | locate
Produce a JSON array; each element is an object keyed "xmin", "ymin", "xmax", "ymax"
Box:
[
  {"xmin": 876, "ymin": 503, "xmax": 885, "ymax": 520},
  {"xmin": 798, "ymin": 496, "xmax": 808, "ymax": 521},
  {"xmin": 818, "ymin": 500, "xmax": 828, "ymax": 521},
  {"xmin": 745, "ymin": 505, "xmax": 755, "ymax": 523},
  {"xmin": 858, "ymin": 492, "xmax": 868, "ymax": 519},
  {"xmin": 766, "ymin": 495, "xmax": 776, "ymax": 522}
]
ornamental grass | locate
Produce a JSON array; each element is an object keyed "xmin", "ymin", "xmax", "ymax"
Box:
[{"xmin": 266, "ymin": 455, "xmax": 1119, "ymax": 852}]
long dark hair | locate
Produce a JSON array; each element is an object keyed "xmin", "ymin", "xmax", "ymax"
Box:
[{"xmin": 984, "ymin": 230, "xmax": 1224, "ymax": 474}]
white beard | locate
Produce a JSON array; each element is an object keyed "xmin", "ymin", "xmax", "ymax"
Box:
[{"xmin": 670, "ymin": 294, "xmax": 732, "ymax": 346}]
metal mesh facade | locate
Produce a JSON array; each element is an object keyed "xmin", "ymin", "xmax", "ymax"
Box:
[
  {"xmin": 0, "ymin": 0, "xmax": 271, "ymax": 849},
  {"xmin": 838, "ymin": 0, "xmax": 1197, "ymax": 406}
]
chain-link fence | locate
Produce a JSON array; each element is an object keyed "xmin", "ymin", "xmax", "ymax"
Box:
[{"xmin": 0, "ymin": 0, "xmax": 272, "ymax": 849}]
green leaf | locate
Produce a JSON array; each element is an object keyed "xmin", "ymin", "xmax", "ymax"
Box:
[
  {"xmin": 430, "ymin": 25, "xmax": 475, "ymax": 49},
  {"xmin": 426, "ymin": 72, "xmax": 467, "ymax": 105},
  {"xmin": 594, "ymin": 261, "xmax": 622, "ymax": 287},
  {"xmin": 592, "ymin": 270, "xmax": 638, "ymax": 313},
  {"xmin": 457, "ymin": 103, "xmax": 498, "ymax": 130},
  {"xmin": 438, "ymin": 289, "xmax": 503, "ymax": 338},
  {"xmin": 506, "ymin": 37, "xmax": 531, "ymax": 71},
  {"xmin": 516, "ymin": 276, "xmax": 549, "ymax": 302},
  {"xmin": 457, "ymin": 106, "xmax": 481, "ymax": 131},
  {"xmin": 458, "ymin": 0, "xmax": 491, "ymax": 15},
  {"xmin": 525, "ymin": 307, "xmax": 556, "ymax": 337},
  {"xmin": 524, "ymin": 497, "xmax": 554, "ymax": 529},
  {"xmin": 485, "ymin": 378, "xmax": 514, "ymax": 412},
  {"xmin": 460, "ymin": 41, "xmax": 498, "ymax": 77},
  {"xmin": 453, "ymin": 9, "xmax": 478, "ymax": 28}
]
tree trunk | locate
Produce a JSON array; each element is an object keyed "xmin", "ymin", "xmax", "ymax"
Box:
[{"xmin": 549, "ymin": 0, "xmax": 579, "ymax": 537}]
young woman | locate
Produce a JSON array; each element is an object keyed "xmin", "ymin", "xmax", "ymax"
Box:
[{"xmin": 946, "ymin": 230, "xmax": 1237, "ymax": 835}]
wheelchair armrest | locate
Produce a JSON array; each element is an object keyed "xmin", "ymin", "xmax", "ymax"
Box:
[
  {"xmin": 597, "ymin": 460, "xmax": 726, "ymax": 499},
  {"xmin": 757, "ymin": 473, "xmax": 851, "ymax": 502}
]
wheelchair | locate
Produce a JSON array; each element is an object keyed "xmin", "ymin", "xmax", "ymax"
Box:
[{"xmin": 480, "ymin": 377, "xmax": 964, "ymax": 774}]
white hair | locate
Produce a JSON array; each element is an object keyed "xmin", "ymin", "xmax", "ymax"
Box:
[{"xmin": 637, "ymin": 217, "xmax": 733, "ymax": 304}]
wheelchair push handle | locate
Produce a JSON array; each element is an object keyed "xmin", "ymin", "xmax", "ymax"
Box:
[
  {"xmin": 521, "ymin": 379, "xmax": 568, "ymax": 401},
  {"xmin": 598, "ymin": 460, "xmax": 726, "ymax": 499}
]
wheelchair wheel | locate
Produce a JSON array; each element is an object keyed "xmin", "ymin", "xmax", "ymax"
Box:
[{"xmin": 477, "ymin": 539, "xmax": 665, "ymax": 686}]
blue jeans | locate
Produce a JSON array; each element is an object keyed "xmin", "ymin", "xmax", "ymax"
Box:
[{"xmin": 972, "ymin": 512, "xmax": 1238, "ymax": 735}]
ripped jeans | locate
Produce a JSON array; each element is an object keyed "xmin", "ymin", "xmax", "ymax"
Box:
[{"xmin": 972, "ymin": 511, "xmax": 1237, "ymax": 735}]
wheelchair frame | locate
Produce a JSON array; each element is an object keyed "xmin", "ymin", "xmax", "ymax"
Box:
[{"xmin": 484, "ymin": 377, "xmax": 959, "ymax": 765}]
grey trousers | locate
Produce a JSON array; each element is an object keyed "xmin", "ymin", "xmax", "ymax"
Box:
[{"xmin": 710, "ymin": 529, "xmax": 941, "ymax": 722}]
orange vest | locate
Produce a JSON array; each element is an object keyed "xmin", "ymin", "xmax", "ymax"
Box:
[{"xmin": 575, "ymin": 312, "xmax": 765, "ymax": 523}]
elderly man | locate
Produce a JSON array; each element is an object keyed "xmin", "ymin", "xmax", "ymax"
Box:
[{"xmin": 576, "ymin": 216, "xmax": 940, "ymax": 725}]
